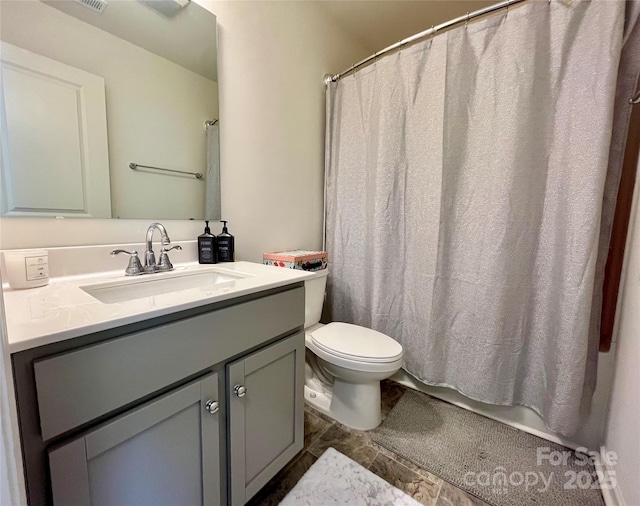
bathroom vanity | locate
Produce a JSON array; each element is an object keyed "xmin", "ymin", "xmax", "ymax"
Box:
[{"xmin": 5, "ymin": 261, "xmax": 311, "ymax": 506}]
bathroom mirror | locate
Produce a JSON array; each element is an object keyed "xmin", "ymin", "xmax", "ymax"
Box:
[{"xmin": 0, "ymin": 0, "xmax": 219, "ymax": 220}]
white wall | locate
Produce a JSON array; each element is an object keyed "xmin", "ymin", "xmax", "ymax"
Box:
[
  {"xmin": 199, "ymin": 0, "xmax": 369, "ymax": 261},
  {"xmin": 603, "ymin": 156, "xmax": 640, "ymax": 506},
  {"xmin": 0, "ymin": 0, "xmax": 217, "ymax": 220},
  {"xmin": 0, "ymin": 1, "xmax": 367, "ymax": 259},
  {"xmin": 0, "ymin": 270, "xmax": 26, "ymax": 506}
]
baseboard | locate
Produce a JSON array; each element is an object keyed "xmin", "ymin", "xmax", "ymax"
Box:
[{"xmin": 596, "ymin": 446, "xmax": 626, "ymax": 506}]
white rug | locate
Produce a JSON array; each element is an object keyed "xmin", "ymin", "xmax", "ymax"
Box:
[{"xmin": 280, "ymin": 448, "xmax": 422, "ymax": 506}]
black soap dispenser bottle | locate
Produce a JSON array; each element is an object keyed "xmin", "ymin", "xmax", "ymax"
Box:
[
  {"xmin": 217, "ymin": 220, "xmax": 235, "ymax": 262},
  {"xmin": 198, "ymin": 221, "xmax": 217, "ymax": 264}
]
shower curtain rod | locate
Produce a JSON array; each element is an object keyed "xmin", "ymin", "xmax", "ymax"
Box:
[{"xmin": 325, "ymin": 0, "xmax": 529, "ymax": 83}]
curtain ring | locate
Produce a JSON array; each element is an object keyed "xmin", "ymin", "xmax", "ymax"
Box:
[
  {"xmin": 465, "ymin": 12, "xmax": 470, "ymax": 28},
  {"xmin": 428, "ymin": 25, "xmax": 436, "ymax": 46}
]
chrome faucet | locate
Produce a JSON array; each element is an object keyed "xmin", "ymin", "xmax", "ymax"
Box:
[
  {"xmin": 144, "ymin": 222, "xmax": 171, "ymax": 273},
  {"xmin": 112, "ymin": 222, "xmax": 181, "ymax": 276}
]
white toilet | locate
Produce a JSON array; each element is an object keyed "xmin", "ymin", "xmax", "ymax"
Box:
[{"xmin": 304, "ymin": 269, "xmax": 403, "ymax": 430}]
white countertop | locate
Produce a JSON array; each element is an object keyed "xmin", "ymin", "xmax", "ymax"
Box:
[{"xmin": 4, "ymin": 261, "xmax": 314, "ymax": 354}]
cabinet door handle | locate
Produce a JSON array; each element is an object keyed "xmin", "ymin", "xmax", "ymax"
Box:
[
  {"xmin": 205, "ymin": 400, "xmax": 220, "ymax": 414},
  {"xmin": 233, "ymin": 385, "xmax": 247, "ymax": 398}
]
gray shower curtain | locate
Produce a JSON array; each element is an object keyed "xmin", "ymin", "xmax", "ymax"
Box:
[
  {"xmin": 205, "ymin": 121, "xmax": 221, "ymax": 220},
  {"xmin": 325, "ymin": 0, "xmax": 640, "ymax": 435}
]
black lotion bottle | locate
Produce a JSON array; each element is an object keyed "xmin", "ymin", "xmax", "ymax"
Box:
[
  {"xmin": 217, "ymin": 220, "xmax": 235, "ymax": 262},
  {"xmin": 198, "ymin": 221, "xmax": 217, "ymax": 264}
]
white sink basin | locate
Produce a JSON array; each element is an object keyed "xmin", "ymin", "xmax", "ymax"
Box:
[{"xmin": 81, "ymin": 267, "xmax": 249, "ymax": 304}]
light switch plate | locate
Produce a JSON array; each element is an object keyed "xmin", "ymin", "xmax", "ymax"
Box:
[{"xmin": 25, "ymin": 255, "xmax": 49, "ymax": 281}]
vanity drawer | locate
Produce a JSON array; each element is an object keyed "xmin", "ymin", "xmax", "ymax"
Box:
[{"xmin": 34, "ymin": 286, "xmax": 304, "ymax": 441}]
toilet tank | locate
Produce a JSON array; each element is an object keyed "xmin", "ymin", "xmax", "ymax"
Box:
[{"xmin": 304, "ymin": 269, "xmax": 329, "ymax": 328}]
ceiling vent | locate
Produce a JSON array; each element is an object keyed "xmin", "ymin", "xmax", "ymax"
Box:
[{"xmin": 73, "ymin": 0, "xmax": 108, "ymax": 14}]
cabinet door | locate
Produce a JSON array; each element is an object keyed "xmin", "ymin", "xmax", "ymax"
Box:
[
  {"xmin": 0, "ymin": 42, "xmax": 111, "ymax": 218},
  {"xmin": 49, "ymin": 373, "xmax": 221, "ymax": 506},
  {"xmin": 228, "ymin": 333, "xmax": 304, "ymax": 505}
]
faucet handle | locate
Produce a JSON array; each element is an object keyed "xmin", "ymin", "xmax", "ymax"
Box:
[
  {"xmin": 158, "ymin": 245, "xmax": 182, "ymax": 271},
  {"xmin": 111, "ymin": 250, "xmax": 144, "ymax": 276},
  {"xmin": 160, "ymin": 245, "xmax": 182, "ymax": 253}
]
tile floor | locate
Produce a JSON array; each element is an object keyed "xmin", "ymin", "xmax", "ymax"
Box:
[{"xmin": 248, "ymin": 380, "xmax": 489, "ymax": 506}]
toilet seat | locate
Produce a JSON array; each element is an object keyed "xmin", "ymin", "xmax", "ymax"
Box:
[{"xmin": 309, "ymin": 322, "xmax": 403, "ymax": 363}]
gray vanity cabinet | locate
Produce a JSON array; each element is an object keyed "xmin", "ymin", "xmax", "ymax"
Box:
[
  {"xmin": 13, "ymin": 284, "xmax": 306, "ymax": 506},
  {"xmin": 48, "ymin": 372, "xmax": 222, "ymax": 506},
  {"xmin": 228, "ymin": 332, "xmax": 305, "ymax": 505}
]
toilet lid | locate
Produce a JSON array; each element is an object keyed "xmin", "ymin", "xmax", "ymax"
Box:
[{"xmin": 310, "ymin": 322, "xmax": 403, "ymax": 363}]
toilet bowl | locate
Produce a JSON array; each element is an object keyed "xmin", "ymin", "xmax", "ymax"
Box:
[{"xmin": 303, "ymin": 269, "xmax": 403, "ymax": 430}]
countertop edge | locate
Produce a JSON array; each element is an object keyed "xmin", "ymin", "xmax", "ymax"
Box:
[{"xmin": 7, "ymin": 262, "xmax": 315, "ymax": 354}]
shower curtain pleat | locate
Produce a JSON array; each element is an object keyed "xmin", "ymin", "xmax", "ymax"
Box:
[
  {"xmin": 205, "ymin": 122, "xmax": 221, "ymax": 220},
  {"xmin": 325, "ymin": 0, "xmax": 639, "ymax": 436}
]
